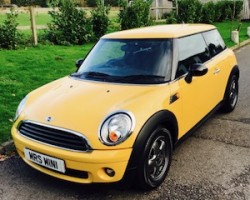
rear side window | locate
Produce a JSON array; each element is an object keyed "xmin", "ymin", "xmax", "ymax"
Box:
[
  {"xmin": 203, "ymin": 29, "xmax": 226, "ymax": 57},
  {"xmin": 176, "ymin": 33, "xmax": 210, "ymax": 77}
]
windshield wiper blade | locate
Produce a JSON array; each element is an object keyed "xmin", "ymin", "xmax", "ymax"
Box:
[
  {"xmin": 71, "ymin": 71, "xmax": 110, "ymax": 78},
  {"xmin": 83, "ymin": 71, "xmax": 111, "ymax": 77},
  {"xmin": 70, "ymin": 71, "xmax": 112, "ymax": 81},
  {"xmin": 116, "ymin": 75, "xmax": 165, "ymax": 83},
  {"xmin": 70, "ymin": 72, "xmax": 80, "ymax": 77}
]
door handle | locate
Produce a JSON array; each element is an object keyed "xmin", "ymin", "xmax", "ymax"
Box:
[{"xmin": 213, "ymin": 68, "xmax": 221, "ymax": 75}]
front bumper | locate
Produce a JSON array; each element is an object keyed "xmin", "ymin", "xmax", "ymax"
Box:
[{"xmin": 12, "ymin": 126, "xmax": 132, "ymax": 183}]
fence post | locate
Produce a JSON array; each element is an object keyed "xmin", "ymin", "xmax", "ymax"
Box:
[
  {"xmin": 176, "ymin": 0, "xmax": 178, "ymax": 15},
  {"xmin": 30, "ymin": 6, "xmax": 38, "ymax": 46},
  {"xmin": 155, "ymin": 0, "xmax": 159, "ymax": 20}
]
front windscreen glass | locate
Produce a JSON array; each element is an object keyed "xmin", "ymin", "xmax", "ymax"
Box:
[{"xmin": 72, "ymin": 39, "xmax": 173, "ymax": 84}]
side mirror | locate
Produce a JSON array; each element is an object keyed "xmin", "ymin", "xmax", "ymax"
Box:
[
  {"xmin": 185, "ymin": 63, "xmax": 208, "ymax": 84},
  {"xmin": 75, "ymin": 59, "xmax": 84, "ymax": 69}
]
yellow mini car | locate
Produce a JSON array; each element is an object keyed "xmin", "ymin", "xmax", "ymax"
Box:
[{"xmin": 12, "ymin": 24, "xmax": 239, "ymax": 190}]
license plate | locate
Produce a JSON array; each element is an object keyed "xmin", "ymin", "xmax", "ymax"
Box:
[{"xmin": 24, "ymin": 148, "xmax": 66, "ymax": 173}]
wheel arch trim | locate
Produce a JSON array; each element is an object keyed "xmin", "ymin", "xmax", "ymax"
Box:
[
  {"xmin": 126, "ymin": 110, "xmax": 178, "ymax": 170},
  {"xmin": 223, "ymin": 65, "xmax": 239, "ymax": 100}
]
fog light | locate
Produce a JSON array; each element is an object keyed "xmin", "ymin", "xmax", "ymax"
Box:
[{"xmin": 104, "ymin": 168, "xmax": 115, "ymax": 177}]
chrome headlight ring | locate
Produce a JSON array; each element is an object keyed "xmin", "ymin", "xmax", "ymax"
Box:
[{"xmin": 99, "ymin": 111, "xmax": 136, "ymax": 146}]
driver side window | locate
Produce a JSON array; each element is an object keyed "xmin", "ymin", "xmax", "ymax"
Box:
[{"xmin": 176, "ymin": 33, "xmax": 211, "ymax": 78}]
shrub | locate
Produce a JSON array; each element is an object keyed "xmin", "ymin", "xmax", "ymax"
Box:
[
  {"xmin": 202, "ymin": 1, "xmax": 215, "ymax": 23},
  {"xmin": 46, "ymin": 0, "xmax": 91, "ymax": 45},
  {"xmin": 214, "ymin": 1, "xmax": 224, "ymax": 21},
  {"xmin": 214, "ymin": 0, "xmax": 243, "ymax": 21},
  {"xmin": 166, "ymin": 11, "xmax": 178, "ymax": 24},
  {"xmin": 233, "ymin": 1, "xmax": 244, "ymax": 19},
  {"xmin": 119, "ymin": 0, "xmax": 152, "ymax": 30},
  {"xmin": 0, "ymin": 8, "xmax": 22, "ymax": 49},
  {"xmin": 86, "ymin": 0, "xmax": 120, "ymax": 7},
  {"xmin": 106, "ymin": 0, "xmax": 120, "ymax": 6},
  {"xmin": 91, "ymin": 0, "xmax": 110, "ymax": 39},
  {"xmin": 220, "ymin": 1, "xmax": 233, "ymax": 20},
  {"xmin": 177, "ymin": 0, "xmax": 243, "ymax": 23},
  {"xmin": 177, "ymin": 0, "xmax": 203, "ymax": 23}
]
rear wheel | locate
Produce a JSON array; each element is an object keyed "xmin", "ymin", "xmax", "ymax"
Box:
[
  {"xmin": 135, "ymin": 127, "xmax": 172, "ymax": 190},
  {"xmin": 222, "ymin": 74, "xmax": 239, "ymax": 113}
]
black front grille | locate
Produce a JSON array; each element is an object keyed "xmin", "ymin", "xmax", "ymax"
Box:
[{"xmin": 19, "ymin": 121, "xmax": 91, "ymax": 152}]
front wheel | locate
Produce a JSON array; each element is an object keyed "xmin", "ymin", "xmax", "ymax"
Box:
[
  {"xmin": 135, "ymin": 127, "xmax": 172, "ymax": 190},
  {"xmin": 222, "ymin": 74, "xmax": 239, "ymax": 113}
]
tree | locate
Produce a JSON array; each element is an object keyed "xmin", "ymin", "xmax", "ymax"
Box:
[
  {"xmin": 91, "ymin": 0, "xmax": 110, "ymax": 39},
  {"xmin": 0, "ymin": 8, "xmax": 22, "ymax": 49},
  {"xmin": 119, "ymin": 0, "xmax": 152, "ymax": 30},
  {"xmin": 47, "ymin": 0, "xmax": 91, "ymax": 45}
]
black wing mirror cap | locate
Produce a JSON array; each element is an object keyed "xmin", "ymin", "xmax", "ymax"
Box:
[
  {"xmin": 185, "ymin": 63, "xmax": 208, "ymax": 84},
  {"xmin": 190, "ymin": 63, "xmax": 208, "ymax": 76},
  {"xmin": 75, "ymin": 59, "xmax": 84, "ymax": 69}
]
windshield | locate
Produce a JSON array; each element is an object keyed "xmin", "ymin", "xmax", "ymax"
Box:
[{"xmin": 72, "ymin": 39, "xmax": 173, "ymax": 84}]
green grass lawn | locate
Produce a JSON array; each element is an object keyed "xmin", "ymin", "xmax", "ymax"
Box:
[
  {"xmin": 0, "ymin": 44, "xmax": 94, "ymax": 143},
  {"xmin": 214, "ymin": 20, "xmax": 250, "ymax": 47},
  {"xmin": 0, "ymin": 11, "xmax": 52, "ymax": 26}
]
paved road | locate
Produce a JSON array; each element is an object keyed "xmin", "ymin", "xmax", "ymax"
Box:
[{"xmin": 1, "ymin": 45, "xmax": 250, "ymax": 200}]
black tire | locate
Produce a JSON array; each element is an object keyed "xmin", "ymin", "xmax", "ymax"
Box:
[
  {"xmin": 222, "ymin": 74, "xmax": 239, "ymax": 113},
  {"xmin": 135, "ymin": 127, "xmax": 172, "ymax": 190}
]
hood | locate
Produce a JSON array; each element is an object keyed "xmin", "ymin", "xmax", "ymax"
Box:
[{"xmin": 21, "ymin": 76, "xmax": 170, "ymax": 149}]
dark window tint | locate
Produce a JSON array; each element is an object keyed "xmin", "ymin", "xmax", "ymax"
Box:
[
  {"xmin": 176, "ymin": 33, "xmax": 210, "ymax": 78},
  {"xmin": 75, "ymin": 39, "xmax": 173, "ymax": 84},
  {"xmin": 203, "ymin": 29, "xmax": 226, "ymax": 57}
]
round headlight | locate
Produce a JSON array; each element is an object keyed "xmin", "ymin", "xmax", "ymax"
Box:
[
  {"xmin": 99, "ymin": 111, "xmax": 135, "ymax": 146},
  {"xmin": 14, "ymin": 96, "xmax": 27, "ymax": 121}
]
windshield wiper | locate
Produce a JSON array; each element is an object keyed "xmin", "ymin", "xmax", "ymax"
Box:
[
  {"xmin": 117, "ymin": 75, "xmax": 165, "ymax": 83},
  {"xmin": 82, "ymin": 71, "xmax": 111, "ymax": 77},
  {"xmin": 71, "ymin": 73, "xmax": 165, "ymax": 84},
  {"xmin": 71, "ymin": 71, "xmax": 110, "ymax": 78}
]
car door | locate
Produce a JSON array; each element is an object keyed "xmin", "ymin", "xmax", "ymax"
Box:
[
  {"xmin": 202, "ymin": 29, "xmax": 230, "ymax": 102},
  {"xmin": 175, "ymin": 33, "xmax": 217, "ymax": 136}
]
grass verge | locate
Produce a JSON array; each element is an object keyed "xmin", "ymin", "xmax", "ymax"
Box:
[
  {"xmin": 0, "ymin": 11, "xmax": 52, "ymax": 26},
  {"xmin": 214, "ymin": 20, "xmax": 250, "ymax": 47},
  {"xmin": 0, "ymin": 44, "xmax": 94, "ymax": 143}
]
